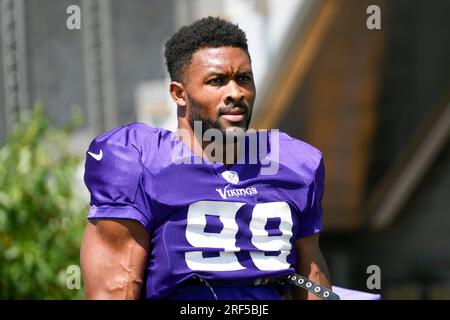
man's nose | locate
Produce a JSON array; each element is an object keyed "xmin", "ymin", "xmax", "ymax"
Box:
[{"xmin": 225, "ymin": 80, "xmax": 244, "ymax": 104}]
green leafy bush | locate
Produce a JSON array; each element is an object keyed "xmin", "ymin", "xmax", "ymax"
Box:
[{"xmin": 0, "ymin": 104, "xmax": 88, "ymax": 299}]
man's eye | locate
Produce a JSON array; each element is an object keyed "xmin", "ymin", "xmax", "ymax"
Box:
[
  {"xmin": 207, "ymin": 78, "xmax": 224, "ymax": 85},
  {"xmin": 237, "ymin": 75, "xmax": 252, "ymax": 82}
]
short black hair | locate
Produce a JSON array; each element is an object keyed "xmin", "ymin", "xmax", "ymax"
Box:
[{"xmin": 164, "ymin": 16, "xmax": 250, "ymax": 83}]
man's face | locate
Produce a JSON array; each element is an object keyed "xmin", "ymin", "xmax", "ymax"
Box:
[{"xmin": 182, "ymin": 47, "xmax": 256, "ymax": 136}]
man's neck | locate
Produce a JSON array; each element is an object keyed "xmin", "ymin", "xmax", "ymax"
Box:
[{"xmin": 175, "ymin": 125, "xmax": 242, "ymax": 167}]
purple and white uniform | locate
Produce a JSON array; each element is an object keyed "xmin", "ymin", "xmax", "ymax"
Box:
[{"xmin": 84, "ymin": 123, "xmax": 324, "ymax": 300}]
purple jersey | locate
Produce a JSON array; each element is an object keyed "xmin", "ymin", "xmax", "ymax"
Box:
[{"xmin": 84, "ymin": 123, "xmax": 324, "ymax": 299}]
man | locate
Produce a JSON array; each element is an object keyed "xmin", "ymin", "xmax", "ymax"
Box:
[{"xmin": 81, "ymin": 16, "xmax": 334, "ymax": 300}]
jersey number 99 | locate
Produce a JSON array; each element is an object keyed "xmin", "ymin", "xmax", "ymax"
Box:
[{"xmin": 185, "ymin": 200, "xmax": 293, "ymax": 272}]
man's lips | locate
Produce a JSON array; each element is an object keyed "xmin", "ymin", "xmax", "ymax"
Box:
[
  {"xmin": 222, "ymin": 114, "xmax": 245, "ymax": 122},
  {"xmin": 221, "ymin": 107, "xmax": 246, "ymax": 122}
]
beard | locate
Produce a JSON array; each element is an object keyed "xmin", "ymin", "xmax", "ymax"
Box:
[{"xmin": 187, "ymin": 94, "xmax": 252, "ymax": 140}]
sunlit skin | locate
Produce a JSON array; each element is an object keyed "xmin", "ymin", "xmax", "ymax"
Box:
[{"xmin": 169, "ymin": 47, "xmax": 256, "ymax": 165}]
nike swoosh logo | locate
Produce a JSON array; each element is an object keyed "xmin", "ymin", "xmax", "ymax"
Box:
[{"xmin": 88, "ymin": 150, "xmax": 103, "ymax": 161}]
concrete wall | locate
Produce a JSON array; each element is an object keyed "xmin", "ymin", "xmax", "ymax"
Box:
[{"xmin": 0, "ymin": 0, "xmax": 175, "ymax": 142}]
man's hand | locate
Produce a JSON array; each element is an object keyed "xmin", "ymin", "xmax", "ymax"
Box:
[
  {"xmin": 80, "ymin": 218, "xmax": 150, "ymax": 299},
  {"xmin": 292, "ymin": 233, "xmax": 332, "ymax": 300}
]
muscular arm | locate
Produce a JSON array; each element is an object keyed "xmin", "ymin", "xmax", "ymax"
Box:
[
  {"xmin": 291, "ymin": 233, "xmax": 332, "ymax": 300},
  {"xmin": 80, "ymin": 218, "xmax": 150, "ymax": 299}
]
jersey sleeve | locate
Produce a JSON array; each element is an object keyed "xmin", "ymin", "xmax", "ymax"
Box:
[
  {"xmin": 83, "ymin": 125, "xmax": 153, "ymax": 233},
  {"xmin": 296, "ymin": 156, "xmax": 325, "ymax": 238}
]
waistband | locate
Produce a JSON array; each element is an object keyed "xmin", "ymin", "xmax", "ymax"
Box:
[{"xmin": 182, "ymin": 273, "xmax": 340, "ymax": 300}]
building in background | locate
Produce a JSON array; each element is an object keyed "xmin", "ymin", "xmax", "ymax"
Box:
[{"xmin": 0, "ymin": 0, "xmax": 449, "ymax": 299}]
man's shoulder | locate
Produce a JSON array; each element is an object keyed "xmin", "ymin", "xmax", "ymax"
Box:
[
  {"xmin": 90, "ymin": 122, "xmax": 177, "ymax": 158},
  {"xmin": 276, "ymin": 130, "xmax": 323, "ymax": 169},
  {"xmin": 278, "ymin": 131, "xmax": 322, "ymax": 155},
  {"xmin": 88, "ymin": 122, "xmax": 171, "ymax": 168},
  {"xmin": 92, "ymin": 122, "xmax": 164, "ymax": 146}
]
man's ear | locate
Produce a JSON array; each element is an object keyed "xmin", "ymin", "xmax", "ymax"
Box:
[{"xmin": 169, "ymin": 81, "xmax": 186, "ymax": 107}]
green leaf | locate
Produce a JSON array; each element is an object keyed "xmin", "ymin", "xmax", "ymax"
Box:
[{"xmin": 0, "ymin": 103, "xmax": 88, "ymax": 299}]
